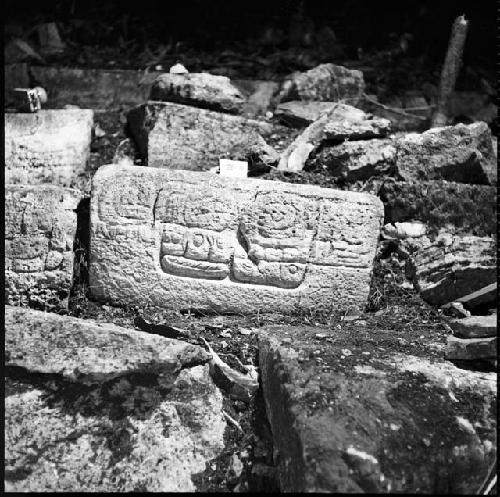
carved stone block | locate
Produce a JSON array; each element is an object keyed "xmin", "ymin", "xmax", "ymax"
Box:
[
  {"xmin": 5, "ymin": 185, "xmax": 82, "ymax": 309},
  {"xmin": 89, "ymin": 164, "xmax": 383, "ymax": 314},
  {"xmin": 5, "ymin": 109, "xmax": 93, "ymax": 187}
]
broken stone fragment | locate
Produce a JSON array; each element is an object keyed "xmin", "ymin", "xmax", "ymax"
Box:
[
  {"xmin": 277, "ymin": 63, "xmax": 365, "ymax": 105},
  {"xmin": 448, "ymin": 314, "xmax": 497, "ymax": 339},
  {"xmin": 274, "ymin": 101, "xmax": 340, "ymax": 127},
  {"xmin": 394, "ymin": 122, "xmax": 497, "ymax": 185},
  {"xmin": 382, "ymin": 221, "xmax": 427, "ymax": 240},
  {"xmin": 5, "ymin": 185, "xmax": 81, "ymax": 310},
  {"xmin": 406, "ymin": 234, "xmax": 497, "ymax": 307},
  {"xmin": 446, "ymin": 335, "xmax": 497, "ymax": 361},
  {"xmin": 5, "ymin": 109, "xmax": 93, "ymax": 187},
  {"xmin": 379, "ymin": 180, "xmax": 497, "ymax": 236},
  {"xmin": 127, "ymin": 101, "xmax": 278, "ymax": 171},
  {"xmin": 149, "ymin": 72, "xmax": 246, "ymax": 114},
  {"xmin": 5, "ymin": 305, "xmax": 211, "ymax": 385}
]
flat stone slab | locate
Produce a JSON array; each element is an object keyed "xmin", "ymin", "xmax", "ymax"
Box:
[
  {"xmin": 5, "ymin": 305, "xmax": 210, "ymax": 385},
  {"xmin": 449, "ymin": 314, "xmax": 497, "ymax": 339},
  {"xmin": 379, "ymin": 181, "xmax": 497, "ymax": 236},
  {"xmin": 274, "ymin": 101, "xmax": 340, "ymax": 127},
  {"xmin": 29, "ymin": 65, "xmax": 161, "ymax": 109},
  {"xmin": 150, "ymin": 72, "xmax": 246, "ymax": 114},
  {"xmin": 5, "ymin": 363, "xmax": 226, "ymax": 491},
  {"xmin": 127, "ymin": 101, "xmax": 278, "ymax": 170},
  {"xmin": 259, "ymin": 325, "xmax": 496, "ymax": 493},
  {"xmin": 5, "ymin": 109, "xmax": 93, "ymax": 187},
  {"xmin": 89, "ymin": 164, "xmax": 383, "ymax": 314},
  {"xmin": 446, "ymin": 335, "xmax": 497, "ymax": 361},
  {"xmin": 407, "ymin": 234, "xmax": 497, "ymax": 307},
  {"xmin": 5, "ymin": 185, "xmax": 81, "ymax": 310},
  {"xmin": 394, "ymin": 122, "xmax": 497, "ymax": 185}
]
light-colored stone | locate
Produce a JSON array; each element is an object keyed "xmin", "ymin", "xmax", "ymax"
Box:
[
  {"xmin": 150, "ymin": 72, "xmax": 246, "ymax": 114},
  {"xmin": 5, "ymin": 305, "xmax": 211, "ymax": 385},
  {"xmin": 89, "ymin": 164, "xmax": 383, "ymax": 314},
  {"xmin": 449, "ymin": 314, "xmax": 497, "ymax": 339},
  {"xmin": 5, "ymin": 185, "xmax": 81, "ymax": 310},
  {"xmin": 278, "ymin": 63, "xmax": 365, "ymax": 105},
  {"xmin": 274, "ymin": 101, "xmax": 340, "ymax": 127},
  {"xmin": 5, "ymin": 109, "xmax": 93, "ymax": 187},
  {"xmin": 127, "ymin": 101, "xmax": 278, "ymax": 171},
  {"xmin": 5, "ymin": 364, "xmax": 226, "ymax": 491},
  {"xmin": 395, "ymin": 122, "xmax": 497, "ymax": 185},
  {"xmin": 446, "ymin": 335, "xmax": 497, "ymax": 360},
  {"xmin": 406, "ymin": 235, "xmax": 497, "ymax": 307},
  {"xmin": 382, "ymin": 221, "xmax": 427, "ymax": 240}
]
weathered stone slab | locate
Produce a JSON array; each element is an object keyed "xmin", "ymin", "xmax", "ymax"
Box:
[
  {"xmin": 446, "ymin": 335, "xmax": 497, "ymax": 361},
  {"xmin": 5, "ymin": 363, "xmax": 226, "ymax": 491},
  {"xmin": 310, "ymin": 138, "xmax": 396, "ymax": 181},
  {"xmin": 5, "ymin": 185, "xmax": 81, "ymax": 310},
  {"xmin": 127, "ymin": 101, "xmax": 278, "ymax": 170},
  {"xmin": 30, "ymin": 65, "xmax": 161, "ymax": 109},
  {"xmin": 5, "ymin": 305, "xmax": 210, "ymax": 385},
  {"xmin": 449, "ymin": 314, "xmax": 497, "ymax": 339},
  {"xmin": 379, "ymin": 181, "xmax": 497, "ymax": 236},
  {"xmin": 259, "ymin": 325, "xmax": 497, "ymax": 493},
  {"xmin": 5, "ymin": 109, "xmax": 93, "ymax": 187},
  {"xmin": 274, "ymin": 101, "xmax": 340, "ymax": 127},
  {"xmin": 406, "ymin": 235, "xmax": 497, "ymax": 307},
  {"xmin": 150, "ymin": 72, "xmax": 246, "ymax": 114},
  {"xmin": 278, "ymin": 63, "xmax": 365, "ymax": 105},
  {"xmin": 394, "ymin": 122, "xmax": 497, "ymax": 185},
  {"xmin": 89, "ymin": 164, "xmax": 383, "ymax": 314}
]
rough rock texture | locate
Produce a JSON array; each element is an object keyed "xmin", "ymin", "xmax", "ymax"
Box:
[
  {"xmin": 310, "ymin": 139, "xmax": 396, "ymax": 181},
  {"xmin": 5, "ymin": 109, "xmax": 93, "ymax": 187},
  {"xmin": 5, "ymin": 363, "xmax": 226, "ymax": 491},
  {"xmin": 278, "ymin": 63, "xmax": 365, "ymax": 105},
  {"xmin": 406, "ymin": 235, "xmax": 497, "ymax": 307},
  {"xmin": 5, "ymin": 306, "xmax": 211, "ymax": 385},
  {"xmin": 259, "ymin": 325, "xmax": 496, "ymax": 493},
  {"xmin": 150, "ymin": 72, "xmax": 246, "ymax": 114},
  {"xmin": 449, "ymin": 314, "xmax": 497, "ymax": 339},
  {"xmin": 394, "ymin": 122, "xmax": 497, "ymax": 185},
  {"xmin": 30, "ymin": 66, "xmax": 161, "ymax": 109},
  {"xmin": 89, "ymin": 164, "xmax": 383, "ymax": 314},
  {"xmin": 274, "ymin": 101, "xmax": 340, "ymax": 127},
  {"xmin": 446, "ymin": 336, "xmax": 497, "ymax": 361},
  {"xmin": 5, "ymin": 185, "xmax": 81, "ymax": 310},
  {"xmin": 379, "ymin": 181, "xmax": 497, "ymax": 236},
  {"xmin": 127, "ymin": 101, "xmax": 278, "ymax": 170}
]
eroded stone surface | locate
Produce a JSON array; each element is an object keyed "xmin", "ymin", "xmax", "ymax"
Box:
[
  {"xmin": 150, "ymin": 72, "xmax": 246, "ymax": 114},
  {"xmin": 274, "ymin": 101, "xmax": 340, "ymax": 127},
  {"xmin": 278, "ymin": 63, "xmax": 365, "ymax": 105},
  {"xmin": 5, "ymin": 306, "xmax": 211, "ymax": 385},
  {"xmin": 5, "ymin": 109, "xmax": 93, "ymax": 187},
  {"xmin": 5, "ymin": 185, "xmax": 81, "ymax": 310},
  {"xmin": 259, "ymin": 325, "xmax": 496, "ymax": 493},
  {"xmin": 394, "ymin": 122, "xmax": 497, "ymax": 185},
  {"xmin": 5, "ymin": 364, "xmax": 226, "ymax": 491},
  {"xmin": 89, "ymin": 164, "xmax": 383, "ymax": 314},
  {"xmin": 446, "ymin": 336, "xmax": 497, "ymax": 361},
  {"xmin": 449, "ymin": 314, "xmax": 497, "ymax": 339},
  {"xmin": 127, "ymin": 101, "xmax": 278, "ymax": 170}
]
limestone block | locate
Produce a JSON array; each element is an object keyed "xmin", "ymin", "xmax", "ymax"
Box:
[
  {"xmin": 150, "ymin": 72, "xmax": 246, "ymax": 114},
  {"xmin": 127, "ymin": 101, "xmax": 278, "ymax": 170},
  {"xmin": 446, "ymin": 335, "xmax": 497, "ymax": 360},
  {"xmin": 5, "ymin": 305, "xmax": 211, "ymax": 385},
  {"xmin": 89, "ymin": 164, "xmax": 383, "ymax": 314},
  {"xmin": 5, "ymin": 109, "xmax": 93, "ymax": 187},
  {"xmin": 394, "ymin": 122, "xmax": 497, "ymax": 185},
  {"xmin": 449, "ymin": 314, "xmax": 497, "ymax": 339},
  {"xmin": 5, "ymin": 185, "xmax": 81, "ymax": 310}
]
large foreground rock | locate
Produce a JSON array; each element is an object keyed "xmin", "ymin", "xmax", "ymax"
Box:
[
  {"xmin": 5, "ymin": 109, "xmax": 93, "ymax": 187},
  {"xmin": 5, "ymin": 306, "xmax": 210, "ymax": 385},
  {"xmin": 394, "ymin": 122, "xmax": 497, "ymax": 185},
  {"xmin": 127, "ymin": 101, "xmax": 278, "ymax": 170},
  {"xmin": 278, "ymin": 63, "xmax": 365, "ymax": 105},
  {"xmin": 89, "ymin": 164, "xmax": 383, "ymax": 314},
  {"xmin": 5, "ymin": 185, "xmax": 81, "ymax": 310},
  {"xmin": 406, "ymin": 235, "xmax": 497, "ymax": 307},
  {"xmin": 379, "ymin": 181, "xmax": 497, "ymax": 236},
  {"xmin": 259, "ymin": 325, "xmax": 496, "ymax": 493},
  {"xmin": 150, "ymin": 72, "xmax": 246, "ymax": 114}
]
